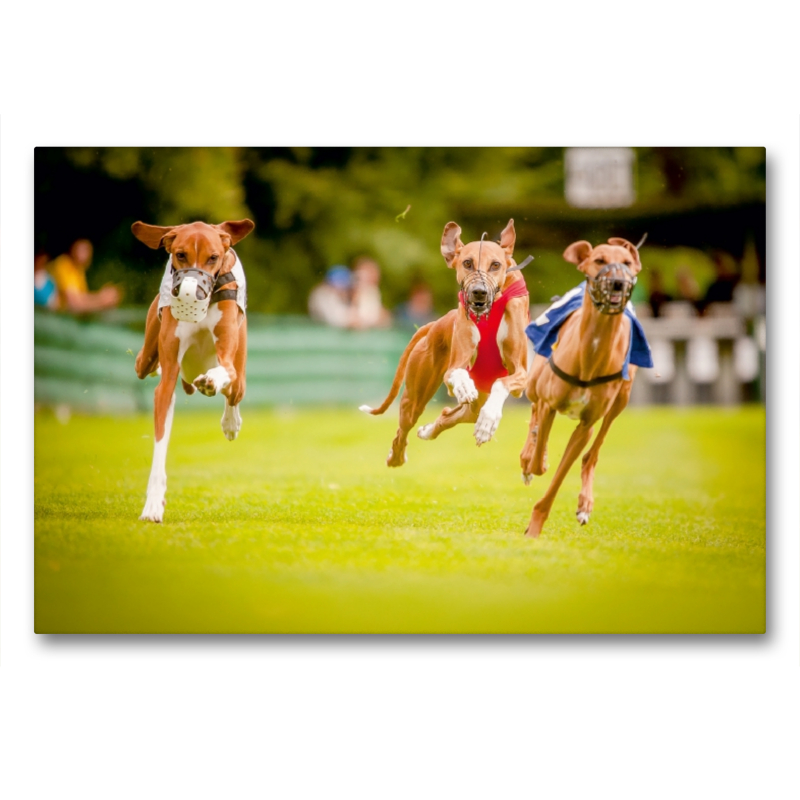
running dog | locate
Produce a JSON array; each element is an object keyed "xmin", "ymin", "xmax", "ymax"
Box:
[
  {"xmin": 520, "ymin": 237, "xmax": 652, "ymax": 537},
  {"xmin": 361, "ymin": 219, "xmax": 531, "ymax": 466},
  {"xmin": 133, "ymin": 219, "xmax": 255, "ymax": 522}
]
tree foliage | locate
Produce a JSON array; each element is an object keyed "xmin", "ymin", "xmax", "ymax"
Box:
[{"xmin": 35, "ymin": 147, "xmax": 765, "ymax": 312}]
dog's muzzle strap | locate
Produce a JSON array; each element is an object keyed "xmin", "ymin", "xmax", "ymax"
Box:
[
  {"xmin": 211, "ymin": 271, "xmax": 237, "ymax": 304},
  {"xmin": 507, "ymin": 255, "xmax": 534, "ymax": 273}
]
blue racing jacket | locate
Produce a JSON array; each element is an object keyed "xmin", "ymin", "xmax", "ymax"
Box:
[{"xmin": 525, "ymin": 282, "xmax": 653, "ymax": 380}]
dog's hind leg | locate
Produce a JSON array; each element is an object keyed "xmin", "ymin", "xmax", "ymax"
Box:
[
  {"xmin": 417, "ymin": 400, "xmax": 479, "ymax": 441},
  {"xmin": 576, "ymin": 383, "xmax": 632, "ymax": 525},
  {"xmin": 530, "ymin": 401, "xmax": 555, "ymax": 477},
  {"xmin": 519, "ymin": 404, "xmax": 539, "ymax": 485},
  {"xmin": 388, "ymin": 363, "xmax": 443, "ymax": 467},
  {"xmin": 386, "ymin": 337, "xmax": 445, "ymax": 466},
  {"xmin": 388, "ymin": 385, "xmax": 437, "ymax": 466},
  {"xmin": 141, "ymin": 359, "xmax": 180, "ymax": 523}
]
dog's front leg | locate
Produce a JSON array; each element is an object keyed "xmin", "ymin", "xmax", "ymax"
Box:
[
  {"xmin": 220, "ymin": 315, "xmax": 247, "ymax": 441},
  {"xmin": 527, "ymin": 418, "xmax": 594, "ymax": 538},
  {"xmin": 443, "ymin": 317, "xmax": 479, "ymax": 405},
  {"xmin": 194, "ymin": 301, "xmax": 240, "ymax": 397},
  {"xmin": 141, "ymin": 337, "xmax": 180, "ymax": 523},
  {"xmin": 135, "ymin": 295, "xmax": 162, "ymax": 379},
  {"xmin": 474, "ymin": 298, "xmax": 528, "ymax": 446}
]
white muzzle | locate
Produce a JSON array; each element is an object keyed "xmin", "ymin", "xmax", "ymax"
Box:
[{"xmin": 171, "ymin": 275, "xmax": 212, "ymax": 322}]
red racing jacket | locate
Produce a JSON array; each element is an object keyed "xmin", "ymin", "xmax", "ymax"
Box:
[{"xmin": 458, "ymin": 275, "xmax": 529, "ymax": 393}]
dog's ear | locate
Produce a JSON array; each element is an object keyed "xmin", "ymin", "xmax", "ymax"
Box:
[
  {"xmin": 216, "ymin": 219, "xmax": 255, "ymax": 247},
  {"xmin": 607, "ymin": 237, "xmax": 642, "ymax": 274},
  {"xmin": 563, "ymin": 241, "xmax": 593, "ymax": 270},
  {"xmin": 441, "ymin": 222, "xmax": 464, "ymax": 268},
  {"xmin": 132, "ymin": 222, "xmax": 179, "ymax": 250},
  {"xmin": 499, "ymin": 219, "xmax": 516, "ymax": 257}
]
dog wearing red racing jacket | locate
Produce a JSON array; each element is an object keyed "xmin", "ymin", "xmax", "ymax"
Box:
[{"xmin": 361, "ymin": 219, "xmax": 530, "ymax": 466}]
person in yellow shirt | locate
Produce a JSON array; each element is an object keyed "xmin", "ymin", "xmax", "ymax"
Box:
[{"xmin": 48, "ymin": 239, "xmax": 122, "ymax": 313}]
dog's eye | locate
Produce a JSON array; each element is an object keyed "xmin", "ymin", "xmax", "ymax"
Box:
[
  {"xmin": 490, "ymin": 262, "xmax": 501, "ymax": 271},
  {"xmin": 209, "ymin": 255, "xmax": 219, "ymax": 263},
  {"xmin": 594, "ymin": 258, "xmax": 605, "ymax": 265},
  {"xmin": 176, "ymin": 252, "xmax": 186, "ymax": 261},
  {"xmin": 623, "ymin": 260, "xmax": 631, "ymax": 266},
  {"xmin": 463, "ymin": 259, "xmax": 473, "ymax": 270}
]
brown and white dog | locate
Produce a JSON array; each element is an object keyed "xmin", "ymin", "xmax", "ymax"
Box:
[
  {"xmin": 520, "ymin": 237, "xmax": 644, "ymax": 537},
  {"xmin": 361, "ymin": 219, "xmax": 530, "ymax": 465},
  {"xmin": 133, "ymin": 219, "xmax": 255, "ymax": 522}
]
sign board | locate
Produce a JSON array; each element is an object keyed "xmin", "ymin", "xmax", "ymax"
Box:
[{"xmin": 565, "ymin": 147, "xmax": 636, "ymax": 208}]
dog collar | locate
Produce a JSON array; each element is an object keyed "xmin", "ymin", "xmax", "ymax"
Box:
[{"xmin": 548, "ymin": 354, "xmax": 623, "ymax": 387}]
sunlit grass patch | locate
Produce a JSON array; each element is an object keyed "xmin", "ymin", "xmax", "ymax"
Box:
[{"xmin": 35, "ymin": 404, "xmax": 765, "ymax": 633}]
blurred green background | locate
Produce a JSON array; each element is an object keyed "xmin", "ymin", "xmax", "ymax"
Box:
[{"xmin": 35, "ymin": 147, "xmax": 766, "ymax": 312}]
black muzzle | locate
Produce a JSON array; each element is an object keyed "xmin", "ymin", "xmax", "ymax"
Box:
[{"xmin": 587, "ymin": 262, "xmax": 637, "ymax": 315}]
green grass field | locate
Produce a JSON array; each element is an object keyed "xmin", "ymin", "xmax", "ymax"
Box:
[{"xmin": 34, "ymin": 403, "xmax": 765, "ymax": 633}]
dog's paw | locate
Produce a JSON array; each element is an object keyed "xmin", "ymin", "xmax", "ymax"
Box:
[
  {"xmin": 449, "ymin": 369, "xmax": 478, "ymax": 405},
  {"xmin": 576, "ymin": 511, "xmax": 590, "ymax": 526},
  {"xmin": 522, "ymin": 473, "xmax": 534, "ymax": 486},
  {"xmin": 193, "ymin": 367, "xmax": 231, "ymax": 397},
  {"xmin": 474, "ymin": 383, "xmax": 509, "ymax": 446},
  {"xmin": 140, "ymin": 497, "xmax": 165, "ymax": 523},
  {"xmin": 474, "ymin": 408, "xmax": 501, "ymax": 446},
  {"xmin": 417, "ymin": 422, "xmax": 435, "ymax": 440},
  {"xmin": 386, "ymin": 448, "xmax": 408, "ymax": 467},
  {"xmin": 221, "ymin": 404, "xmax": 242, "ymax": 441}
]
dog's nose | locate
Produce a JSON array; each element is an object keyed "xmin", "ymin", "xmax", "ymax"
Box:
[
  {"xmin": 470, "ymin": 287, "xmax": 488, "ymax": 302},
  {"xmin": 612, "ymin": 280, "xmax": 624, "ymax": 292}
]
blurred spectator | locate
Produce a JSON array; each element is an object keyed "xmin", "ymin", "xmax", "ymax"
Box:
[
  {"xmin": 647, "ymin": 269, "xmax": 673, "ymax": 318},
  {"xmin": 396, "ymin": 280, "xmax": 436, "ymax": 327},
  {"xmin": 697, "ymin": 251, "xmax": 739, "ymax": 315},
  {"xmin": 34, "ymin": 252, "xmax": 58, "ymax": 309},
  {"xmin": 350, "ymin": 257, "xmax": 392, "ymax": 329},
  {"xmin": 308, "ymin": 265, "xmax": 355, "ymax": 328},
  {"xmin": 675, "ymin": 266, "xmax": 701, "ymax": 304},
  {"xmin": 47, "ymin": 239, "xmax": 122, "ymax": 313}
]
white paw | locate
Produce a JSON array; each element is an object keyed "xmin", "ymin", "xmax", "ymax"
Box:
[
  {"xmin": 577, "ymin": 511, "xmax": 590, "ymax": 525},
  {"xmin": 473, "ymin": 383, "xmax": 508, "ymax": 446},
  {"xmin": 140, "ymin": 496, "xmax": 165, "ymax": 523},
  {"xmin": 449, "ymin": 368, "xmax": 478, "ymax": 405},
  {"xmin": 359, "ymin": 405, "xmax": 373, "ymax": 413},
  {"xmin": 193, "ymin": 366, "xmax": 231, "ymax": 397},
  {"xmin": 474, "ymin": 408, "xmax": 501, "ymax": 446},
  {"xmin": 418, "ymin": 423, "xmax": 435, "ymax": 440},
  {"xmin": 221, "ymin": 404, "xmax": 242, "ymax": 441},
  {"xmin": 522, "ymin": 473, "xmax": 534, "ymax": 486}
]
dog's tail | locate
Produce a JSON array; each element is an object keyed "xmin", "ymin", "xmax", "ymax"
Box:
[{"xmin": 359, "ymin": 322, "xmax": 434, "ymax": 416}]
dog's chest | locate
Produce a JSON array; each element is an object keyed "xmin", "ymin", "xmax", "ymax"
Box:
[
  {"xmin": 563, "ymin": 390, "xmax": 591, "ymax": 419},
  {"xmin": 176, "ymin": 305, "xmax": 223, "ymax": 372}
]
